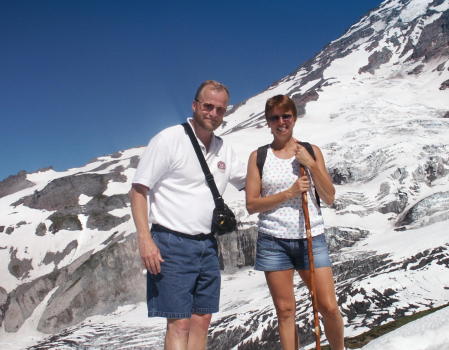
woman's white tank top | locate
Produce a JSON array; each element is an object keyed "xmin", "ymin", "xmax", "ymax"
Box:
[{"xmin": 258, "ymin": 148, "xmax": 325, "ymax": 239}]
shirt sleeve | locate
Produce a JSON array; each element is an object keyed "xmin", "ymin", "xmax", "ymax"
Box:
[
  {"xmin": 228, "ymin": 146, "xmax": 247, "ymax": 191},
  {"xmin": 132, "ymin": 130, "xmax": 172, "ymax": 189}
]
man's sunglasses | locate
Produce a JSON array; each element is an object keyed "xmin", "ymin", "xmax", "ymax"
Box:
[
  {"xmin": 267, "ymin": 114, "xmax": 293, "ymax": 122},
  {"xmin": 195, "ymin": 99, "xmax": 227, "ymax": 116}
]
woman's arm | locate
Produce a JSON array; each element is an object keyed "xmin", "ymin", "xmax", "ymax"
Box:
[
  {"xmin": 295, "ymin": 144, "xmax": 335, "ymax": 205},
  {"xmin": 245, "ymin": 150, "xmax": 309, "ymax": 214}
]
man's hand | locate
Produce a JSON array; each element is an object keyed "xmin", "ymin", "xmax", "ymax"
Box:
[{"xmin": 139, "ymin": 234, "xmax": 164, "ymax": 275}]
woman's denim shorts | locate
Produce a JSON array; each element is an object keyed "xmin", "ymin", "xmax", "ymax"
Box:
[
  {"xmin": 254, "ymin": 232, "xmax": 331, "ymax": 271},
  {"xmin": 147, "ymin": 229, "xmax": 220, "ymax": 319}
]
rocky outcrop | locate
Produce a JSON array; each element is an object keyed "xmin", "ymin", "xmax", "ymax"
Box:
[
  {"xmin": 440, "ymin": 79, "xmax": 449, "ymax": 90},
  {"xmin": 35, "ymin": 223, "xmax": 47, "ymax": 236},
  {"xmin": 14, "ymin": 173, "xmax": 110, "ymax": 211},
  {"xmin": 86, "ymin": 213, "xmax": 130, "ymax": 231},
  {"xmin": 217, "ymin": 226, "xmax": 258, "ymax": 273},
  {"xmin": 3, "ymin": 271, "xmax": 59, "ymax": 332},
  {"xmin": 8, "ymin": 248, "xmax": 33, "ymax": 279},
  {"xmin": 37, "ymin": 232, "xmax": 144, "ymax": 333},
  {"xmin": 0, "ymin": 287, "xmax": 7, "ymax": 328},
  {"xmin": 409, "ymin": 7, "xmax": 449, "ymax": 62},
  {"xmin": 396, "ymin": 191, "xmax": 449, "ymax": 228},
  {"xmin": 3, "ymin": 232, "xmax": 144, "ymax": 334},
  {"xmin": 48, "ymin": 213, "xmax": 82, "ymax": 233},
  {"xmin": 42, "ymin": 240, "xmax": 78, "ymax": 266},
  {"xmin": 0, "ymin": 170, "xmax": 35, "ymax": 198},
  {"xmin": 291, "ymin": 89, "xmax": 320, "ymax": 116},
  {"xmin": 359, "ymin": 47, "xmax": 393, "ymax": 74},
  {"xmin": 84, "ymin": 194, "xmax": 129, "ymax": 212}
]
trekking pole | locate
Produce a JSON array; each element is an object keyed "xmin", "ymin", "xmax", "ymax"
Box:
[{"xmin": 300, "ymin": 166, "xmax": 321, "ymax": 350}]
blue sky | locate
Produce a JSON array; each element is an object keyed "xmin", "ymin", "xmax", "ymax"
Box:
[{"xmin": 1, "ymin": 0, "xmax": 382, "ymax": 181}]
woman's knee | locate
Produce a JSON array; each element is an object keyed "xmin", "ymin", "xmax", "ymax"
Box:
[
  {"xmin": 274, "ymin": 302, "xmax": 296, "ymax": 321},
  {"xmin": 318, "ymin": 301, "xmax": 340, "ymax": 319}
]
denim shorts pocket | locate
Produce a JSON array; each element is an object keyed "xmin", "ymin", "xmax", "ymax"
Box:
[{"xmin": 257, "ymin": 233, "xmax": 276, "ymax": 251}]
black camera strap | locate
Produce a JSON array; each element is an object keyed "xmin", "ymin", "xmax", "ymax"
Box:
[{"xmin": 182, "ymin": 122, "xmax": 225, "ymax": 210}]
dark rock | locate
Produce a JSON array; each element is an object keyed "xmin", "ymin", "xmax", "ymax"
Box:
[
  {"xmin": 8, "ymin": 248, "xmax": 33, "ymax": 279},
  {"xmin": 440, "ymin": 79, "xmax": 449, "ymax": 90},
  {"xmin": 37, "ymin": 233, "xmax": 144, "ymax": 333},
  {"xmin": 6, "ymin": 226, "xmax": 14, "ymax": 235},
  {"xmin": 14, "ymin": 173, "xmax": 110, "ymax": 211},
  {"xmin": 217, "ymin": 226, "xmax": 257, "ymax": 272},
  {"xmin": 325, "ymin": 226, "xmax": 370, "ymax": 252},
  {"xmin": 378, "ymin": 191, "xmax": 408, "ymax": 214},
  {"xmin": 436, "ymin": 62, "xmax": 446, "ymax": 71},
  {"xmin": 128, "ymin": 156, "xmax": 140, "ymax": 169},
  {"xmin": 396, "ymin": 191, "xmax": 449, "ymax": 227},
  {"xmin": 329, "ymin": 167, "xmax": 353, "ymax": 185},
  {"xmin": 0, "ymin": 226, "xmax": 4, "ymax": 233},
  {"xmin": 359, "ymin": 47, "xmax": 393, "ymax": 74},
  {"xmin": 291, "ymin": 89, "xmax": 319, "ymax": 116},
  {"xmin": 110, "ymin": 169, "xmax": 127, "ymax": 183},
  {"xmin": 407, "ymin": 64, "xmax": 424, "ymax": 75},
  {"xmin": 443, "ymin": 111, "xmax": 449, "ymax": 118},
  {"xmin": 48, "ymin": 213, "xmax": 82, "ymax": 234},
  {"xmin": 110, "ymin": 152, "xmax": 122, "ymax": 159},
  {"xmin": 0, "ymin": 286, "xmax": 8, "ymax": 328},
  {"xmin": 408, "ymin": 9, "xmax": 449, "ymax": 62},
  {"xmin": 84, "ymin": 194, "xmax": 129, "ymax": 213},
  {"xmin": 86, "ymin": 213, "xmax": 130, "ymax": 231},
  {"xmin": 35, "ymin": 223, "xmax": 47, "ymax": 236},
  {"xmin": 0, "ymin": 170, "xmax": 35, "ymax": 198},
  {"xmin": 16, "ymin": 221, "xmax": 27, "ymax": 228},
  {"xmin": 3, "ymin": 271, "xmax": 59, "ymax": 332},
  {"xmin": 42, "ymin": 240, "xmax": 78, "ymax": 266}
]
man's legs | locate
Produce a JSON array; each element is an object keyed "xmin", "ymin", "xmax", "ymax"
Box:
[
  {"xmin": 187, "ymin": 313, "xmax": 212, "ymax": 350},
  {"xmin": 165, "ymin": 318, "xmax": 190, "ymax": 350},
  {"xmin": 165, "ymin": 313, "xmax": 212, "ymax": 350}
]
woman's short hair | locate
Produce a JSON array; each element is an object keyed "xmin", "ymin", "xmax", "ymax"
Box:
[{"xmin": 265, "ymin": 95, "xmax": 297, "ymax": 120}]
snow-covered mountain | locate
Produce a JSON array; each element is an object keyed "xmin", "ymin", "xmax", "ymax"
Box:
[{"xmin": 1, "ymin": 0, "xmax": 449, "ymax": 348}]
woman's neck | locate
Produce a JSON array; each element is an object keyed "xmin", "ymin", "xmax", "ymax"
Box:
[{"xmin": 271, "ymin": 136, "xmax": 296, "ymax": 151}]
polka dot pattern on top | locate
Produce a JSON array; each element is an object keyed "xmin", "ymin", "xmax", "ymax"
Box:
[{"xmin": 258, "ymin": 147, "xmax": 325, "ymax": 239}]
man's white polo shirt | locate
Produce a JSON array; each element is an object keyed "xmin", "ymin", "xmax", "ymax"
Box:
[{"xmin": 132, "ymin": 119, "xmax": 246, "ymax": 235}]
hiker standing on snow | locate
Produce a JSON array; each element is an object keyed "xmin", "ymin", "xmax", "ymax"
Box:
[
  {"xmin": 245, "ymin": 94, "xmax": 345, "ymax": 350},
  {"xmin": 130, "ymin": 80, "xmax": 246, "ymax": 350}
]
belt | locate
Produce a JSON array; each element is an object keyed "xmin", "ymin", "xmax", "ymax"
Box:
[{"xmin": 152, "ymin": 224, "xmax": 214, "ymax": 241}]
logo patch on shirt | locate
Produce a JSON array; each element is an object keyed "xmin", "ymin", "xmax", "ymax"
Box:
[{"xmin": 217, "ymin": 161, "xmax": 226, "ymax": 170}]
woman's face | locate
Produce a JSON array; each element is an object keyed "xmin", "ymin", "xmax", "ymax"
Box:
[{"xmin": 266, "ymin": 107, "xmax": 296, "ymax": 138}]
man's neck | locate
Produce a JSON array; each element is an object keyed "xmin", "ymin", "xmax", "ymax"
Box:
[{"xmin": 190, "ymin": 120, "xmax": 213, "ymax": 151}]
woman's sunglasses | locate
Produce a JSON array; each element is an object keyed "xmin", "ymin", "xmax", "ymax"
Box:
[{"xmin": 267, "ymin": 114, "xmax": 293, "ymax": 122}]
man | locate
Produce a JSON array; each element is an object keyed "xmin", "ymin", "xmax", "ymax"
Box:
[{"xmin": 130, "ymin": 80, "xmax": 246, "ymax": 350}]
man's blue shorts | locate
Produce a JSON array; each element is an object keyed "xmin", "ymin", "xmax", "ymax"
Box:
[
  {"xmin": 147, "ymin": 229, "xmax": 221, "ymax": 319},
  {"xmin": 254, "ymin": 232, "xmax": 331, "ymax": 271}
]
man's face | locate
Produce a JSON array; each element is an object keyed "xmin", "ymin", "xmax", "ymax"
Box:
[{"xmin": 192, "ymin": 86, "xmax": 228, "ymax": 132}]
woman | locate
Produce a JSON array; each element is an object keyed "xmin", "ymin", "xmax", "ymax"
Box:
[{"xmin": 246, "ymin": 95, "xmax": 344, "ymax": 350}]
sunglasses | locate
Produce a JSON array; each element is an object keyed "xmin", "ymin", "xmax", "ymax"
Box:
[
  {"xmin": 267, "ymin": 114, "xmax": 293, "ymax": 122},
  {"xmin": 195, "ymin": 99, "xmax": 227, "ymax": 116}
]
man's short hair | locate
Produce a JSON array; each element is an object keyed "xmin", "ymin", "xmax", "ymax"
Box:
[
  {"xmin": 194, "ymin": 80, "xmax": 230, "ymax": 101},
  {"xmin": 265, "ymin": 95, "xmax": 297, "ymax": 120}
]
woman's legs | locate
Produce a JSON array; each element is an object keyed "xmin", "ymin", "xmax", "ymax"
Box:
[
  {"xmin": 298, "ymin": 267, "xmax": 344, "ymax": 350},
  {"xmin": 265, "ymin": 269, "xmax": 302, "ymax": 350}
]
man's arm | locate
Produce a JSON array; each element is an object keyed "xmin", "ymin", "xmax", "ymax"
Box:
[{"xmin": 130, "ymin": 183, "xmax": 164, "ymax": 274}]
